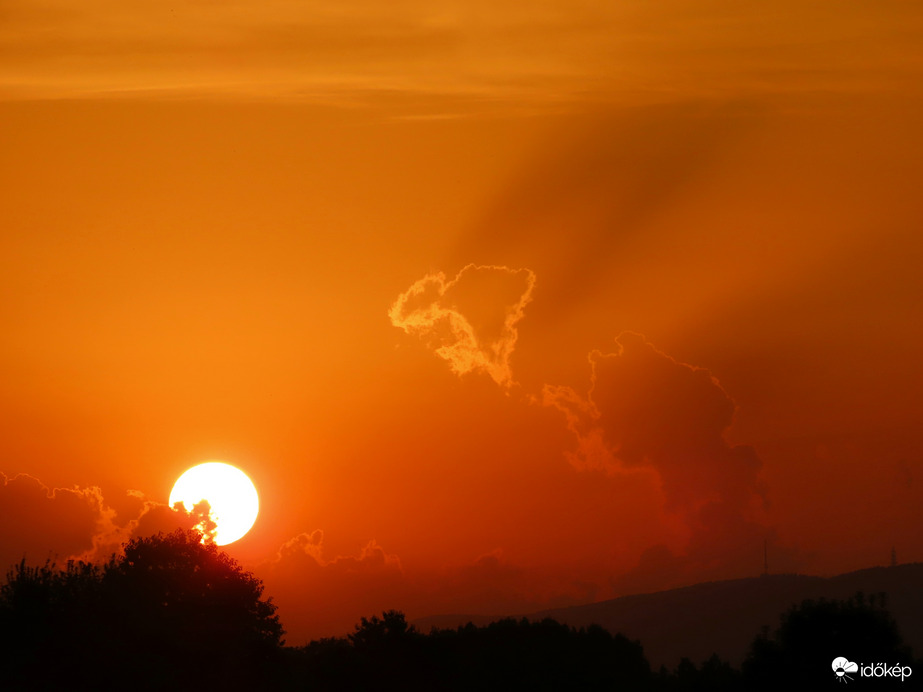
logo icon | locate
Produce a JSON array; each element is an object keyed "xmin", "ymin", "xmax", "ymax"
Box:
[{"xmin": 833, "ymin": 657, "xmax": 859, "ymax": 683}]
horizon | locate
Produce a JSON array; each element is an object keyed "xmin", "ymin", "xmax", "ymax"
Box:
[
  {"xmin": 6, "ymin": 531, "xmax": 916, "ymax": 639},
  {"xmin": 402, "ymin": 560, "xmax": 923, "ymax": 634}
]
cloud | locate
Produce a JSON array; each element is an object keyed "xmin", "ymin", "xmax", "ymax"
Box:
[
  {"xmin": 543, "ymin": 332, "xmax": 786, "ymax": 590},
  {"xmin": 275, "ymin": 529, "xmax": 402, "ymax": 574},
  {"xmin": 433, "ymin": 549, "xmax": 531, "ymax": 615},
  {"xmin": 545, "ymin": 332, "xmax": 765, "ymax": 507},
  {"xmin": 541, "ymin": 383, "xmax": 617, "ymax": 474},
  {"xmin": 0, "ymin": 473, "xmax": 103, "ymax": 569},
  {"xmin": 418, "ymin": 549, "xmax": 594, "ymax": 619},
  {"xmin": 266, "ymin": 529, "xmax": 406, "ymax": 643},
  {"xmin": 72, "ymin": 492, "xmax": 215, "ymax": 563},
  {"xmin": 0, "ymin": 472, "xmax": 216, "ymax": 568},
  {"xmin": 390, "ymin": 264, "xmax": 535, "ymax": 389},
  {"xmin": 4, "ymin": 1, "xmax": 921, "ymax": 105},
  {"xmin": 267, "ymin": 530, "xmax": 600, "ymax": 642},
  {"xmin": 276, "ymin": 528, "xmax": 326, "ymax": 564},
  {"xmin": 128, "ymin": 498, "xmax": 215, "ymax": 542}
]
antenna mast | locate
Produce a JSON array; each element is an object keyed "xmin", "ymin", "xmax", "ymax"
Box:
[{"xmin": 763, "ymin": 539, "xmax": 769, "ymax": 576}]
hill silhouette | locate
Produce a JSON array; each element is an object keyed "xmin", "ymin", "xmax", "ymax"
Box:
[{"xmin": 413, "ymin": 563, "xmax": 923, "ymax": 668}]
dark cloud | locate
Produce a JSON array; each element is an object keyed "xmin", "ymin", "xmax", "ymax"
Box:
[
  {"xmin": 0, "ymin": 473, "xmax": 102, "ymax": 569},
  {"xmin": 419, "ymin": 549, "xmax": 593, "ymax": 618},
  {"xmin": 275, "ymin": 529, "xmax": 402, "ymax": 575},
  {"xmin": 432, "ymin": 550, "xmax": 533, "ymax": 616},
  {"xmin": 545, "ymin": 332, "xmax": 765, "ymax": 507},
  {"xmin": 589, "ymin": 332, "xmax": 764, "ymax": 512},
  {"xmin": 265, "ymin": 529, "xmax": 406, "ymax": 643},
  {"xmin": 128, "ymin": 498, "xmax": 214, "ymax": 543},
  {"xmin": 544, "ymin": 332, "xmax": 788, "ymax": 592},
  {"xmin": 266, "ymin": 532, "xmax": 593, "ymax": 642},
  {"xmin": 73, "ymin": 494, "xmax": 212, "ymax": 563},
  {"xmin": 0, "ymin": 472, "xmax": 213, "ymax": 568}
]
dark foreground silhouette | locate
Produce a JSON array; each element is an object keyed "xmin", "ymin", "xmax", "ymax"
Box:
[
  {"xmin": 1, "ymin": 531, "xmax": 917, "ymax": 691},
  {"xmin": 0, "ymin": 530, "xmax": 283, "ymax": 691}
]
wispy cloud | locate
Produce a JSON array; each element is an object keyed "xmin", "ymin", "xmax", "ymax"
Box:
[
  {"xmin": 5, "ymin": 1, "xmax": 919, "ymax": 104},
  {"xmin": 275, "ymin": 529, "xmax": 402, "ymax": 574},
  {"xmin": 390, "ymin": 264, "xmax": 535, "ymax": 389}
]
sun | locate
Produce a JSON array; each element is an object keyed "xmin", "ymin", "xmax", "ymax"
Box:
[{"xmin": 169, "ymin": 462, "xmax": 259, "ymax": 546}]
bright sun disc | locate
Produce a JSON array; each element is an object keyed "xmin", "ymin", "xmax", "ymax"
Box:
[{"xmin": 169, "ymin": 462, "xmax": 259, "ymax": 546}]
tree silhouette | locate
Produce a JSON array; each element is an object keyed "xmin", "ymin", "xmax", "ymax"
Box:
[
  {"xmin": 349, "ymin": 609, "xmax": 418, "ymax": 647},
  {"xmin": 108, "ymin": 528, "xmax": 282, "ymax": 647},
  {"xmin": 0, "ymin": 558, "xmax": 106, "ymax": 691},
  {"xmin": 742, "ymin": 592, "xmax": 914, "ymax": 690},
  {"xmin": 437, "ymin": 617, "xmax": 651, "ymax": 691},
  {"xmin": 0, "ymin": 529, "xmax": 283, "ymax": 692}
]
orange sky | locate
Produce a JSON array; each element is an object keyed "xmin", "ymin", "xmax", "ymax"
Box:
[{"xmin": 2, "ymin": 1, "xmax": 922, "ymax": 643}]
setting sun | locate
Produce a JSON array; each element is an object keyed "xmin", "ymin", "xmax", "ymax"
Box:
[{"xmin": 169, "ymin": 462, "xmax": 259, "ymax": 546}]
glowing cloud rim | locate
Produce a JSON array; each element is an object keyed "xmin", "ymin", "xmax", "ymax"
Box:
[{"xmin": 389, "ymin": 263, "xmax": 535, "ymax": 389}]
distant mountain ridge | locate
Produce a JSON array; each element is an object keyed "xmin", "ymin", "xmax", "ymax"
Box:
[{"xmin": 412, "ymin": 563, "xmax": 923, "ymax": 668}]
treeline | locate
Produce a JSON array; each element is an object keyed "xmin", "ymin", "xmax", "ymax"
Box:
[
  {"xmin": 287, "ymin": 611, "xmax": 650, "ymax": 691},
  {"xmin": 286, "ymin": 600, "xmax": 916, "ymax": 692},
  {"xmin": 0, "ymin": 530, "xmax": 917, "ymax": 691}
]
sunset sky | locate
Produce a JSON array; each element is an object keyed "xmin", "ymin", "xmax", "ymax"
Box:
[{"xmin": 2, "ymin": 1, "xmax": 922, "ymax": 644}]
